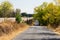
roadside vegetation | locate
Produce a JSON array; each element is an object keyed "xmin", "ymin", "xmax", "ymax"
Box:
[
  {"xmin": 0, "ymin": 20, "xmax": 29, "ymax": 40},
  {"xmin": 0, "ymin": 0, "xmax": 60, "ymax": 40},
  {"xmin": 0, "ymin": 1, "xmax": 29, "ymax": 40},
  {"xmin": 33, "ymin": 0, "xmax": 60, "ymax": 34}
]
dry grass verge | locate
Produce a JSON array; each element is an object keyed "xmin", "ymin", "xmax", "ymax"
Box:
[
  {"xmin": 53, "ymin": 25, "xmax": 60, "ymax": 35},
  {"xmin": 47, "ymin": 24, "xmax": 60, "ymax": 35},
  {"xmin": 0, "ymin": 20, "xmax": 29, "ymax": 40}
]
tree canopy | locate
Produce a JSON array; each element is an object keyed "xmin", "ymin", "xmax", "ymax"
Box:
[
  {"xmin": 0, "ymin": 1, "xmax": 17, "ymax": 17},
  {"xmin": 33, "ymin": 2, "xmax": 60, "ymax": 27}
]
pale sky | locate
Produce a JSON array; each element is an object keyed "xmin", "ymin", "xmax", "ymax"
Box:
[{"xmin": 0, "ymin": 0, "xmax": 54, "ymax": 14}]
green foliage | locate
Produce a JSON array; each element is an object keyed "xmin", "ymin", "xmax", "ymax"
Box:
[
  {"xmin": 21, "ymin": 12, "xmax": 27, "ymax": 17},
  {"xmin": 15, "ymin": 9, "xmax": 21, "ymax": 23},
  {"xmin": 33, "ymin": 2, "xmax": 60, "ymax": 26},
  {"xmin": 33, "ymin": 2, "xmax": 48, "ymax": 25},
  {"xmin": 0, "ymin": 1, "xmax": 16, "ymax": 17}
]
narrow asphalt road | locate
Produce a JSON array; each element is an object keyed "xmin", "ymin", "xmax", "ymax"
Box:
[{"xmin": 13, "ymin": 26, "xmax": 60, "ymax": 40}]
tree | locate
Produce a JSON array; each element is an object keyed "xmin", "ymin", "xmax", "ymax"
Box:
[
  {"xmin": 47, "ymin": 3, "xmax": 60, "ymax": 28},
  {"xmin": 33, "ymin": 2, "xmax": 60, "ymax": 27},
  {"xmin": 15, "ymin": 9, "xmax": 21, "ymax": 23},
  {"xmin": 0, "ymin": 5, "xmax": 3, "ymax": 17},
  {"xmin": 44, "ymin": 3, "xmax": 60, "ymax": 26},
  {"xmin": 0, "ymin": 1, "xmax": 13, "ymax": 17},
  {"xmin": 21, "ymin": 12, "xmax": 27, "ymax": 17},
  {"xmin": 33, "ymin": 2, "xmax": 48, "ymax": 25}
]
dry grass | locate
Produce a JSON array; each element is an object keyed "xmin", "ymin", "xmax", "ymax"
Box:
[
  {"xmin": 0, "ymin": 20, "xmax": 29, "ymax": 40},
  {"xmin": 53, "ymin": 25, "xmax": 60, "ymax": 35},
  {"xmin": 47, "ymin": 24, "xmax": 60, "ymax": 35}
]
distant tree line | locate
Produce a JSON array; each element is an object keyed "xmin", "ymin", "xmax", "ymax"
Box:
[{"xmin": 21, "ymin": 12, "xmax": 33, "ymax": 17}]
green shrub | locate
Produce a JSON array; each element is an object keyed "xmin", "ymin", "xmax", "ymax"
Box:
[{"xmin": 15, "ymin": 13, "xmax": 21, "ymax": 23}]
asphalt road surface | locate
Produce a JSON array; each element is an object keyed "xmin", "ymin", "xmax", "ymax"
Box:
[{"xmin": 13, "ymin": 26, "xmax": 60, "ymax": 40}]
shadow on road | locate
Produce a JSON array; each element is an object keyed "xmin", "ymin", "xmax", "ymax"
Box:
[
  {"xmin": 23, "ymin": 38, "xmax": 60, "ymax": 40},
  {"xmin": 24, "ymin": 33, "xmax": 56, "ymax": 35},
  {"xmin": 42, "ymin": 38, "xmax": 60, "ymax": 40}
]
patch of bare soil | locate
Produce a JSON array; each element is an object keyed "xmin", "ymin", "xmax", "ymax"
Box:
[{"xmin": 0, "ymin": 20, "xmax": 29, "ymax": 40}]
